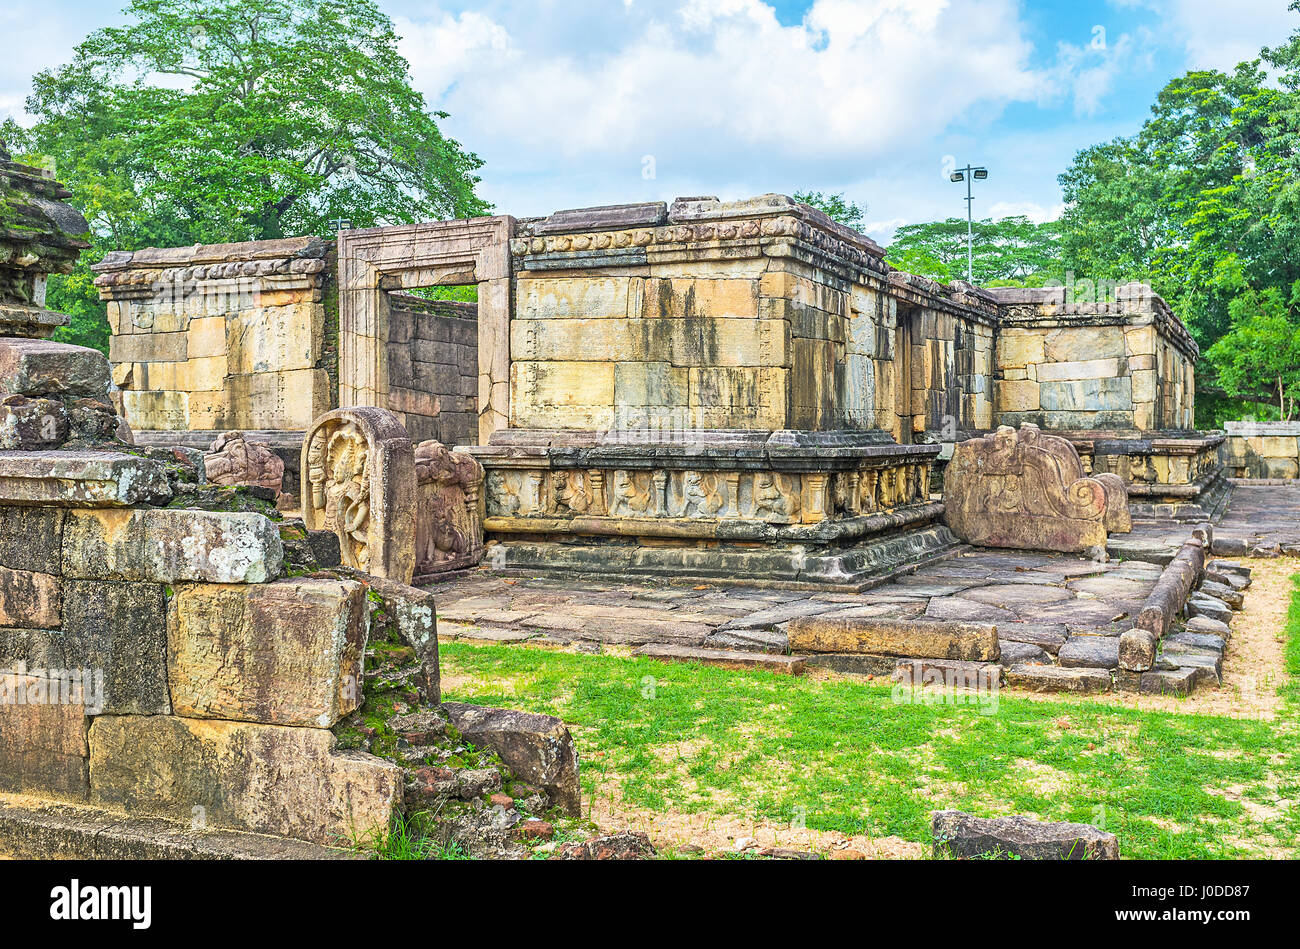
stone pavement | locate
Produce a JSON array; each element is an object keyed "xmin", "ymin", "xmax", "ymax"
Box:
[
  {"xmin": 434, "ymin": 546, "xmax": 1169, "ymax": 672},
  {"xmin": 1211, "ymin": 482, "xmax": 1300, "ymax": 556}
]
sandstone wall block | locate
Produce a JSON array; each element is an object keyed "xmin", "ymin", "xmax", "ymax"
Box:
[{"xmin": 167, "ymin": 578, "xmax": 368, "ymax": 727}]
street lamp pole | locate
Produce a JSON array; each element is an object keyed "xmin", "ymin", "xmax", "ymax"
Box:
[{"xmin": 949, "ymin": 164, "xmax": 989, "ymax": 283}]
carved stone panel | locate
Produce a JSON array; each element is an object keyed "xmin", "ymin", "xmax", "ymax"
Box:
[
  {"xmin": 414, "ymin": 440, "xmax": 485, "ymax": 578},
  {"xmin": 943, "ymin": 423, "xmax": 1128, "ymax": 554},
  {"xmin": 302, "ymin": 407, "xmax": 417, "ymax": 582}
]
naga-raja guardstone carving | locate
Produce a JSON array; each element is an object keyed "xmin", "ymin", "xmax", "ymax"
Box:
[
  {"xmin": 414, "ymin": 439, "xmax": 485, "ymax": 580},
  {"xmin": 302, "ymin": 407, "xmax": 417, "ymax": 583},
  {"xmin": 943, "ymin": 423, "xmax": 1131, "ymax": 554}
]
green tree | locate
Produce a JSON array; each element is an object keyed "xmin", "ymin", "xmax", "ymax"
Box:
[
  {"xmin": 793, "ymin": 191, "xmax": 867, "ymax": 231},
  {"xmin": 884, "ymin": 216, "xmax": 1064, "ymax": 286},
  {"xmin": 1057, "ymin": 4, "xmax": 1300, "ymax": 424},
  {"xmin": 1205, "ymin": 284, "xmax": 1300, "ymax": 420},
  {"xmin": 9, "ymin": 0, "xmax": 489, "ymax": 351}
]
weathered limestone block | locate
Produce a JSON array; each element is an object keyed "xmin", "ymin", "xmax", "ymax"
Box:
[
  {"xmin": 1118, "ymin": 627, "xmax": 1158, "ymax": 672},
  {"xmin": 88, "ymin": 716, "xmax": 402, "ymax": 846},
  {"xmin": 360, "ymin": 576, "xmax": 440, "ymax": 703},
  {"xmin": 59, "ymin": 579, "xmax": 170, "ymax": 715},
  {"xmin": 303, "ymin": 407, "xmax": 417, "ymax": 583},
  {"xmin": 0, "ymin": 338, "xmax": 110, "ymax": 399},
  {"xmin": 0, "ymin": 506, "xmax": 64, "ymax": 573},
  {"xmin": 787, "ymin": 617, "xmax": 999, "ymax": 661},
  {"xmin": 62, "ymin": 509, "xmax": 283, "ymax": 583},
  {"xmin": 931, "ymin": 811, "xmax": 1118, "ymax": 860},
  {"xmin": 109, "ymin": 331, "xmax": 188, "ymax": 365},
  {"xmin": 167, "ymin": 579, "xmax": 367, "ymax": 727},
  {"xmin": 0, "ymin": 451, "xmax": 172, "ymax": 507},
  {"xmin": 204, "ymin": 431, "xmax": 285, "ymax": 494},
  {"xmin": 0, "ymin": 674, "xmax": 89, "ymax": 800},
  {"xmin": 442, "ymin": 703, "xmax": 581, "ymax": 817},
  {"xmin": 943, "ymin": 423, "xmax": 1127, "ymax": 554},
  {"xmin": 0, "ymin": 566, "xmax": 60, "ymax": 628},
  {"xmin": 0, "ymin": 395, "xmax": 67, "ymax": 450},
  {"xmin": 414, "ymin": 440, "xmax": 484, "ymax": 578},
  {"xmin": 225, "ymin": 368, "xmax": 329, "ymax": 430}
]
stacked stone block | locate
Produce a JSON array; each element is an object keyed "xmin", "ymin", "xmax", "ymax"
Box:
[
  {"xmin": 1222, "ymin": 421, "xmax": 1300, "ymax": 480},
  {"xmin": 93, "ymin": 237, "xmax": 334, "ymax": 433},
  {"xmin": 387, "ymin": 294, "xmax": 479, "ymax": 446}
]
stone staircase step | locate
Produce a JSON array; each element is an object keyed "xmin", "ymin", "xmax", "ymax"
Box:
[{"xmin": 633, "ymin": 643, "xmax": 806, "ymax": 675}]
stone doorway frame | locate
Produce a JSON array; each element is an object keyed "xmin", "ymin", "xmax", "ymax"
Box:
[{"xmin": 337, "ymin": 216, "xmax": 515, "ymax": 444}]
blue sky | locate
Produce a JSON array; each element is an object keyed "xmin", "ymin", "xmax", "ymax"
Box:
[{"xmin": 2, "ymin": 0, "xmax": 1297, "ymax": 243}]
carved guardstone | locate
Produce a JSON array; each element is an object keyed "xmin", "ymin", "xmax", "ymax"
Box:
[
  {"xmin": 302, "ymin": 407, "xmax": 417, "ymax": 583},
  {"xmin": 205, "ymin": 431, "xmax": 286, "ymax": 495},
  {"xmin": 943, "ymin": 423, "xmax": 1130, "ymax": 554},
  {"xmin": 413, "ymin": 439, "xmax": 485, "ymax": 580}
]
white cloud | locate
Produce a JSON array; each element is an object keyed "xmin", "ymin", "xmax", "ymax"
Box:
[
  {"xmin": 986, "ymin": 200, "xmax": 1065, "ymax": 224},
  {"xmin": 1123, "ymin": 0, "xmax": 1297, "ymax": 71}
]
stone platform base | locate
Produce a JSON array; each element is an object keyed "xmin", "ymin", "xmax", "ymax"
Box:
[
  {"xmin": 0, "ymin": 794, "xmax": 358, "ymax": 860},
  {"xmin": 1128, "ymin": 470, "xmax": 1233, "ymax": 523},
  {"xmin": 483, "ymin": 525, "xmax": 962, "ymax": 591}
]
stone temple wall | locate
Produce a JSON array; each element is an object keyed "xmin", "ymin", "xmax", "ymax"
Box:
[
  {"xmin": 386, "ymin": 294, "xmax": 478, "ymax": 446},
  {"xmin": 1222, "ymin": 421, "xmax": 1300, "ymax": 480},
  {"xmin": 94, "ymin": 238, "xmax": 335, "ymax": 433},
  {"xmin": 989, "ymin": 285, "xmax": 1197, "ymax": 433}
]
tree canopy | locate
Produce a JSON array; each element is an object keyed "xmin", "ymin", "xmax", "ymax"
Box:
[
  {"xmin": 2, "ymin": 0, "xmax": 489, "ymax": 350},
  {"xmin": 793, "ymin": 191, "xmax": 867, "ymax": 232},
  {"xmin": 885, "ymin": 216, "xmax": 1064, "ymax": 286}
]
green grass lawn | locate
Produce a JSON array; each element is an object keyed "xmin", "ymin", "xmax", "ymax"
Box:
[{"xmin": 439, "ymin": 572, "xmax": 1300, "ymax": 859}]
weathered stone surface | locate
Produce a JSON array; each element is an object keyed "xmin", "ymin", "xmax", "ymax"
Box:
[
  {"xmin": 1058, "ymin": 637, "xmax": 1121, "ymax": 669},
  {"xmin": 1187, "ymin": 592, "xmax": 1232, "ymax": 626},
  {"xmin": 0, "ymin": 506, "xmax": 64, "ymax": 573},
  {"xmin": 995, "ymin": 622, "xmax": 1068, "ymax": 654},
  {"xmin": 931, "ymin": 810, "xmax": 1118, "ymax": 860},
  {"xmin": 0, "ymin": 395, "xmax": 67, "ymax": 450},
  {"xmin": 442, "ymin": 703, "xmax": 581, "ymax": 817},
  {"xmin": 204, "ymin": 431, "xmax": 285, "ymax": 494},
  {"xmin": 303, "ymin": 407, "xmax": 417, "ymax": 583},
  {"xmin": 168, "ymin": 579, "xmax": 368, "ymax": 727},
  {"xmin": 1198, "ymin": 580, "xmax": 1243, "ymax": 610},
  {"xmin": 0, "ymin": 338, "xmax": 109, "ymax": 398},
  {"xmin": 0, "ymin": 674, "xmax": 89, "ymax": 800},
  {"xmin": 943, "ymin": 423, "xmax": 1124, "ymax": 554},
  {"xmin": 801, "ymin": 653, "xmax": 898, "ymax": 677},
  {"xmin": 1135, "ymin": 539, "xmax": 1204, "ymax": 637},
  {"xmin": 0, "ymin": 796, "xmax": 361, "ymax": 860},
  {"xmin": 0, "ymin": 566, "xmax": 60, "ymax": 628},
  {"xmin": 1118, "ymin": 627, "xmax": 1157, "ymax": 672},
  {"xmin": 62, "ymin": 509, "xmax": 283, "ymax": 583},
  {"xmin": 60, "ymin": 579, "xmax": 170, "ymax": 715},
  {"xmin": 1184, "ymin": 614, "xmax": 1231, "ymax": 637},
  {"xmin": 633, "ymin": 643, "xmax": 806, "ymax": 675},
  {"xmin": 0, "ymin": 451, "xmax": 171, "ymax": 507},
  {"xmin": 358, "ymin": 575, "xmax": 440, "ymax": 704},
  {"xmin": 998, "ymin": 640, "xmax": 1049, "ymax": 665},
  {"xmin": 1004, "ymin": 664, "xmax": 1111, "ymax": 693},
  {"xmin": 414, "ymin": 440, "xmax": 484, "ymax": 578},
  {"xmin": 1165, "ymin": 631, "xmax": 1226, "ymax": 654},
  {"xmin": 555, "ymin": 831, "xmax": 656, "ymax": 860},
  {"xmin": 894, "ymin": 658, "xmax": 1000, "ymax": 690},
  {"xmin": 703, "ymin": 627, "xmax": 789, "ymax": 654},
  {"xmin": 787, "ymin": 616, "xmax": 999, "ymax": 660},
  {"xmin": 88, "ymin": 716, "xmax": 401, "ymax": 846},
  {"xmin": 1139, "ymin": 667, "xmax": 1198, "ymax": 696}
]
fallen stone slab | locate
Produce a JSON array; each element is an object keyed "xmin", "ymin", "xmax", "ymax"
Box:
[
  {"xmin": 998, "ymin": 640, "xmax": 1050, "ymax": 665},
  {"xmin": 0, "ymin": 338, "xmax": 111, "ymax": 399},
  {"xmin": 633, "ymin": 643, "xmax": 806, "ymax": 675},
  {"xmin": 167, "ymin": 578, "xmax": 368, "ymax": 727},
  {"xmin": 1118, "ymin": 628, "xmax": 1157, "ymax": 672},
  {"xmin": 996, "ymin": 623, "xmax": 1068, "ymax": 654},
  {"xmin": 0, "ymin": 795, "xmax": 359, "ymax": 860},
  {"xmin": 62, "ymin": 508, "xmax": 283, "ymax": 583},
  {"xmin": 931, "ymin": 811, "xmax": 1118, "ymax": 860},
  {"xmin": 1158, "ymin": 645, "xmax": 1222, "ymax": 684},
  {"xmin": 1165, "ymin": 631, "xmax": 1226, "ymax": 654},
  {"xmin": 1138, "ymin": 667, "xmax": 1199, "ymax": 696},
  {"xmin": 1058, "ymin": 637, "xmax": 1121, "ymax": 670},
  {"xmin": 88, "ymin": 716, "xmax": 401, "ymax": 846},
  {"xmin": 1207, "ymin": 560, "xmax": 1251, "ymax": 582},
  {"xmin": 894, "ymin": 658, "xmax": 1000, "ymax": 691},
  {"xmin": 703, "ymin": 627, "xmax": 789, "ymax": 654},
  {"xmin": 1204, "ymin": 568, "xmax": 1248, "ymax": 592},
  {"xmin": 1184, "ymin": 614, "xmax": 1232, "ymax": 638},
  {"xmin": 1198, "ymin": 580, "xmax": 1243, "ymax": 610},
  {"xmin": 1186, "ymin": 593, "xmax": 1233, "ymax": 626},
  {"xmin": 801, "ymin": 654, "xmax": 897, "ymax": 677},
  {"xmin": 0, "ymin": 451, "xmax": 172, "ymax": 507},
  {"xmin": 1004, "ymin": 664, "xmax": 1111, "ymax": 694},
  {"xmin": 442, "ymin": 703, "xmax": 581, "ymax": 817},
  {"xmin": 787, "ymin": 616, "xmax": 999, "ymax": 661}
]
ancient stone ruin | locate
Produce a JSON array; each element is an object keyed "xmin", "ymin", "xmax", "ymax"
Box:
[
  {"xmin": 0, "ymin": 172, "xmax": 1272, "ymax": 859},
  {"xmin": 0, "ymin": 155, "xmax": 584, "ymax": 859}
]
